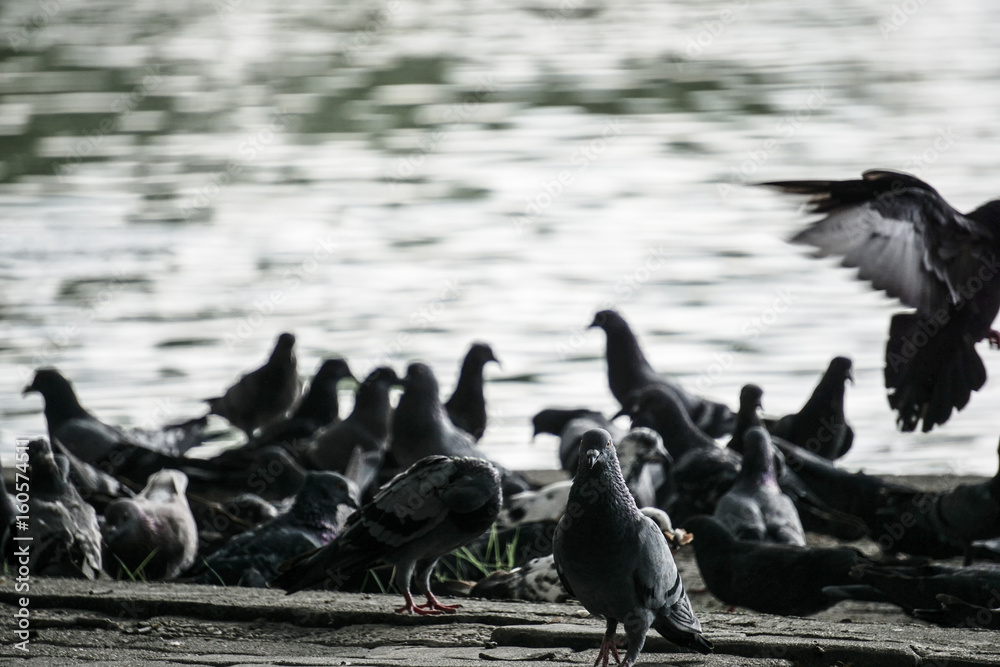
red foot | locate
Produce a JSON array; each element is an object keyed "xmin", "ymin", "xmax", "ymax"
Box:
[
  {"xmin": 417, "ymin": 592, "xmax": 461, "ymax": 614},
  {"xmin": 395, "ymin": 591, "xmax": 447, "ymax": 615},
  {"xmin": 989, "ymin": 330, "xmax": 1000, "ymax": 350},
  {"xmin": 594, "ymin": 635, "xmax": 622, "ymax": 667}
]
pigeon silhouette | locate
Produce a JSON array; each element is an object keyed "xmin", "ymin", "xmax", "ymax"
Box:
[
  {"xmin": 768, "ymin": 357, "xmax": 854, "ymax": 460},
  {"xmin": 532, "ymin": 408, "xmax": 624, "ymax": 473},
  {"xmin": 102, "ymin": 469, "xmax": 198, "ymax": 580},
  {"xmin": 206, "ymin": 332, "xmax": 301, "ymax": 436},
  {"xmin": 444, "ymin": 342, "xmax": 499, "ymax": 441},
  {"xmin": 272, "ymin": 455, "xmax": 502, "ymax": 614},
  {"xmin": 684, "ymin": 515, "xmax": 875, "ymax": 616},
  {"xmin": 726, "ymin": 384, "xmax": 765, "ymax": 456},
  {"xmin": 553, "ymin": 429, "xmax": 712, "ymax": 666},
  {"xmin": 762, "ymin": 170, "xmax": 1000, "ymax": 432},
  {"xmin": 194, "ymin": 471, "xmax": 358, "ymax": 586},
  {"xmin": 390, "ymin": 362, "xmax": 532, "ymax": 497},
  {"xmin": 305, "ymin": 366, "xmax": 399, "ymax": 473},
  {"xmin": 590, "ymin": 310, "xmax": 734, "ymax": 437},
  {"xmin": 25, "ymin": 438, "xmax": 102, "ymax": 579},
  {"xmin": 713, "ymin": 427, "xmax": 805, "ymax": 545}
]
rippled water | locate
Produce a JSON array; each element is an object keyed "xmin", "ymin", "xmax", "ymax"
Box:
[{"xmin": 2, "ymin": 0, "xmax": 1000, "ymax": 475}]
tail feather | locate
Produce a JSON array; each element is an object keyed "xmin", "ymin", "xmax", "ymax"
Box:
[{"xmin": 651, "ymin": 615, "xmax": 713, "ymax": 655}]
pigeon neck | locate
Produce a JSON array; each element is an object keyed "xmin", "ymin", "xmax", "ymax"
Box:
[
  {"xmin": 740, "ymin": 441, "xmax": 777, "ymax": 487},
  {"xmin": 449, "ymin": 359, "xmax": 486, "ymax": 411},
  {"xmin": 729, "ymin": 404, "xmax": 762, "ymax": 455},
  {"xmin": 40, "ymin": 382, "xmax": 92, "ymax": 428},
  {"xmin": 395, "ymin": 384, "xmax": 444, "ymax": 437},
  {"xmin": 291, "ymin": 379, "xmax": 339, "ymax": 424},
  {"xmin": 801, "ymin": 371, "xmax": 845, "ymax": 419},
  {"xmin": 570, "ymin": 461, "xmax": 638, "ymax": 524},
  {"xmin": 606, "ymin": 326, "xmax": 656, "ymax": 394},
  {"xmin": 351, "ymin": 381, "xmax": 393, "ymax": 438}
]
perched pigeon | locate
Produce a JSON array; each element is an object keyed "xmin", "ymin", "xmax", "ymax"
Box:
[
  {"xmin": 194, "ymin": 471, "xmax": 358, "ymax": 586},
  {"xmin": 26, "ymin": 438, "xmax": 102, "ymax": 579},
  {"xmin": 714, "ymin": 427, "xmax": 805, "ymax": 546},
  {"xmin": 444, "ymin": 342, "xmax": 499, "ymax": 441},
  {"xmin": 497, "ymin": 480, "xmax": 572, "ymax": 528},
  {"xmin": 206, "ymin": 332, "xmax": 301, "ymax": 436},
  {"xmin": 389, "ymin": 363, "xmax": 532, "ymax": 497},
  {"xmin": 726, "ymin": 384, "xmax": 765, "ymax": 456},
  {"xmin": 684, "ymin": 515, "xmax": 875, "ymax": 616},
  {"xmin": 762, "ymin": 170, "xmax": 1000, "ymax": 432},
  {"xmin": 553, "ymin": 429, "xmax": 712, "ymax": 666},
  {"xmin": 590, "ymin": 310, "xmax": 734, "ymax": 437},
  {"xmin": 531, "ymin": 408, "xmax": 624, "ymax": 473},
  {"xmin": 305, "ymin": 366, "xmax": 399, "ymax": 473},
  {"xmin": 102, "ymin": 469, "xmax": 198, "ymax": 580},
  {"xmin": 272, "ymin": 455, "xmax": 502, "ymax": 614},
  {"xmin": 615, "ymin": 427, "xmax": 671, "ymax": 509},
  {"xmin": 768, "ymin": 357, "xmax": 854, "ymax": 460},
  {"xmin": 22, "ymin": 368, "xmax": 205, "ymax": 461},
  {"xmin": 250, "ymin": 358, "xmax": 355, "ymax": 449}
]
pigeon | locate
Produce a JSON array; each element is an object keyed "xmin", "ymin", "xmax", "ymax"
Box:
[
  {"xmin": 193, "ymin": 471, "xmax": 358, "ymax": 586},
  {"xmin": 272, "ymin": 455, "xmax": 503, "ymax": 615},
  {"xmin": 767, "ymin": 357, "xmax": 854, "ymax": 460},
  {"xmin": 249, "ymin": 358, "xmax": 355, "ymax": 449},
  {"xmin": 25, "ymin": 438, "xmax": 102, "ymax": 579},
  {"xmin": 102, "ymin": 469, "xmax": 198, "ymax": 580},
  {"xmin": 827, "ymin": 563, "xmax": 1000, "ymax": 616},
  {"xmin": 50, "ymin": 439, "xmax": 135, "ymax": 512},
  {"xmin": 761, "ymin": 170, "xmax": 1000, "ymax": 432},
  {"xmin": 726, "ymin": 384, "xmax": 765, "ymax": 456},
  {"xmin": 553, "ymin": 429, "xmax": 712, "ymax": 666},
  {"xmin": 497, "ymin": 480, "xmax": 572, "ymax": 528},
  {"xmin": 389, "ymin": 362, "xmax": 532, "ymax": 497},
  {"xmin": 713, "ymin": 427, "xmax": 805, "ymax": 546},
  {"xmin": 684, "ymin": 515, "xmax": 876, "ymax": 616},
  {"xmin": 206, "ymin": 332, "xmax": 301, "ymax": 436},
  {"xmin": 615, "ymin": 427, "xmax": 671, "ymax": 509},
  {"xmin": 22, "ymin": 368, "xmax": 205, "ymax": 461},
  {"xmin": 639, "ymin": 507, "xmax": 693, "ymax": 550},
  {"xmin": 190, "ymin": 445, "xmax": 309, "ymax": 503},
  {"xmin": 531, "ymin": 408, "xmax": 624, "ymax": 473},
  {"xmin": 590, "ymin": 310, "xmax": 734, "ymax": 437},
  {"xmin": 188, "ymin": 492, "xmax": 280, "ymax": 556},
  {"xmin": 471, "ymin": 554, "xmax": 569, "ymax": 602},
  {"xmin": 305, "ymin": 366, "xmax": 399, "ymax": 473},
  {"xmin": 444, "ymin": 342, "xmax": 499, "ymax": 441}
]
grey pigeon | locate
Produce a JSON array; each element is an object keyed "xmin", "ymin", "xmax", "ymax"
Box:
[
  {"xmin": 532, "ymin": 407, "xmax": 624, "ymax": 473},
  {"xmin": 389, "ymin": 362, "xmax": 532, "ymax": 497},
  {"xmin": 50, "ymin": 439, "xmax": 134, "ymax": 512},
  {"xmin": 767, "ymin": 357, "xmax": 854, "ymax": 460},
  {"xmin": 206, "ymin": 332, "xmax": 301, "ymax": 436},
  {"xmin": 102, "ymin": 469, "xmax": 198, "ymax": 580},
  {"xmin": 590, "ymin": 310, "xmax": 734, "ymax": 437},
  {"xmin": 25, "ymin": 438, "xmax": 102, "ymax": 579},
  {"xmin": 713, "ymin": 427, "xmax": 805, "ymax": 546},
  {"xmin": 22, "ymin": 368, "xmax": 206, "ymax": 460},
  {"xmin": 497, "ymin": 480, "xmax": 572, "ymax": 528},
  {"xmin": 615, "ymin": 427, "xmax": 671, "ymax": 509},
  {"xmin": 684, "ymin": 515, "xmax": 875, "ymax": 616},
  {"xmin": 305, "ymin": 366, "xmax": 398, "ymax": 473},
  {"xmin": 444, "ymin": 342, "xmax": 499, "ymax": 441},
  {"xmin": 272, "ymin": 455, "xmax": 502, "ymax": 614},
  {"xmin": 761, "ymin": 170, "xmax": 1000, "ymax": 432},
  {"xmin": 194, "ymin": 471, "xmax": 358, "ymax": 586},
  {"xmin": 553, "ymin": 429, "xmax": 712, "ymax": 666}
]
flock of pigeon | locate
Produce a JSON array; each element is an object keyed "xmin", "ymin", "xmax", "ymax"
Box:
[{"xmin": 7, "ymin": 169, "xmax": 1000, "ymax": 666}]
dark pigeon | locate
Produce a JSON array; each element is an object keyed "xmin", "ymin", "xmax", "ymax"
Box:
[
  {"xmin": 272, "ymin": 455, "xmax": 502, "ymax": 614},
  {"xmin": 389, "ymin": 362, "xmax": 532, "ymax": 497},
  {"xmin": 102, "ymin": 469, "xmax": 198, "ymax": 580},
  {"xmin": 762, "ymin": 170, "xmax": 1000, "ymax": 432},
  {"xmin": 532, "ymin": 408, "xmax": 624, "ymax": 473},
  {"xmin": 726, "ymin": 384, "xmax": 764, "ymax": 456},
  {"xmin": 305, "ymin": 367, "xmax": 399, "ymax": 473},
  {"xmin": 768, "ymin": 357, "xmax": 854, "ymax": 460},
  {"xmin": 590, "ymin": 309, "xmax": 734, "ymax": 437},
  {"xmin": 22, "ymin": 368, "xmax": 205, "ymax": 461},
  {"xmin": 193, "ymin": 471, "xmax": 358, "ymax": 586},
  {"xmin": 25, "ymin": 438, "xmax": 102, "ymax": 579},
  {"xmin": 249, "ymin": 358, "xmax": 355, "ymax": 449},
  {"xmin": 444, "ymin": 342, "xmax": 499, "ymax": 441},
  {"xmin": 828, "ymin": 563, "xmax": 1000, "ymax": 616},
  {"xmin": 189, "ymin": 445, "xmax": 309, "ymax": 503},
  {"xmin": 553, "ymin": 429, "xmax": 713, "ymax": 665},
  {"xmin": 713, "ymin": 427, "xmax": 805, "ymax": 545},
  {"xmin": 684, "ymin": 515, "xmax": 876, "ymax": 616},
  {"xmin": 206, "ymin": 332, "xmax": 301, "ymax": 437}
]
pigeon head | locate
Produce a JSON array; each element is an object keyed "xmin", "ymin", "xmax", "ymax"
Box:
[
  {"xmin": 294, "ymin": 471, "xmax": 360, "ymax": 514},
  {"xmin": 102, "ymin": 498, "xmax": 146, "ymax": 544},
  {"xmin": 740, "ymin": 426, "xmax": 778, "ymax": 485},
  {"xmin": 466, "ymin": 342, "xmax": 500, "ymax": 369},
  {"xmin": 739, "ymin": 384, "xmax": 764, "ymax": 413},
  {"xmin": 141, "ymin": 469, "xmax": 189, "ymax": 503},
  {"xmin": 531, "ymin": 408, "xmax": 596, "ymax": 438},
  {"xmin": 401, "ymin": 362, "xmax": 440, "ymax": 394},
  {"xmin": 620, "ymin": 427, "xmax": 672, "ymax": 465},
  {"xmin": 28, "ymin": 438, "xmax": 69, "ymax": 496},
  {"xmin": 270, "ymin": 332, "xmax": 297, "ymax": 363},
  {"xmin": 588, "ymin": 309, "xmax": 624, "ymax": 331},
  {"xmin": 826, "ymin": 356, "xmax": 854, "ymax": 384},
  {"xmin": 577, "ymin": 428, "xmax": 621, "ymax": 475},
  {"xmin": 314, "ymin": 358, "xmax": 356, "ymax": 386},
  {"xmin": 361, "ymin": 366, "xmax": 399, "ymax": 389},
  {"xmin": 615, "ymin": 386, "xmax": 688, "ymax": 432},
  {"xmin": 22, "ymin": 368, "xmax": 89, "ymax": 420}
]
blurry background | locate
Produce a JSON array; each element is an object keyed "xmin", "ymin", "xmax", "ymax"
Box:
[{"xmin": 1, "ymin": 0, "xmax": 998, "ymax": 474}]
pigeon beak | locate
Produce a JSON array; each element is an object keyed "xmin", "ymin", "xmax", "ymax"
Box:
[
  {"xmin": 21, "ymin": 382, "xmax": 36, "ymax": 396},
  {"xmin": 847, "ymin": 370, "xmax": 855, "ymax": 385},
  {"xmin": 586, "ymin": 449, "xmax": 600, "ymax": 469},
  {"xmin": 650, "ymin": 445, "xmax": 672, "ymax": 466}
]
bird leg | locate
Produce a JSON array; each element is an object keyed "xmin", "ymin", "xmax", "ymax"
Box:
[
  {"xmin": 411, "ymin": 558, "xmax": 461, "ymax": 613},
  {"xmin": 593, "ymin": 619, "xmax": 622, "ymax": 667},
  {"xmin": 395, "ymin": 590, "xmax": 446, "ymax": 615},
  {"xmin": 989, "ymin": 330, "xmax": 1000, "ymax": 349},
  {"xmin": 416, "ymin": 590, "xmax": 461, "ymax": 613}
]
